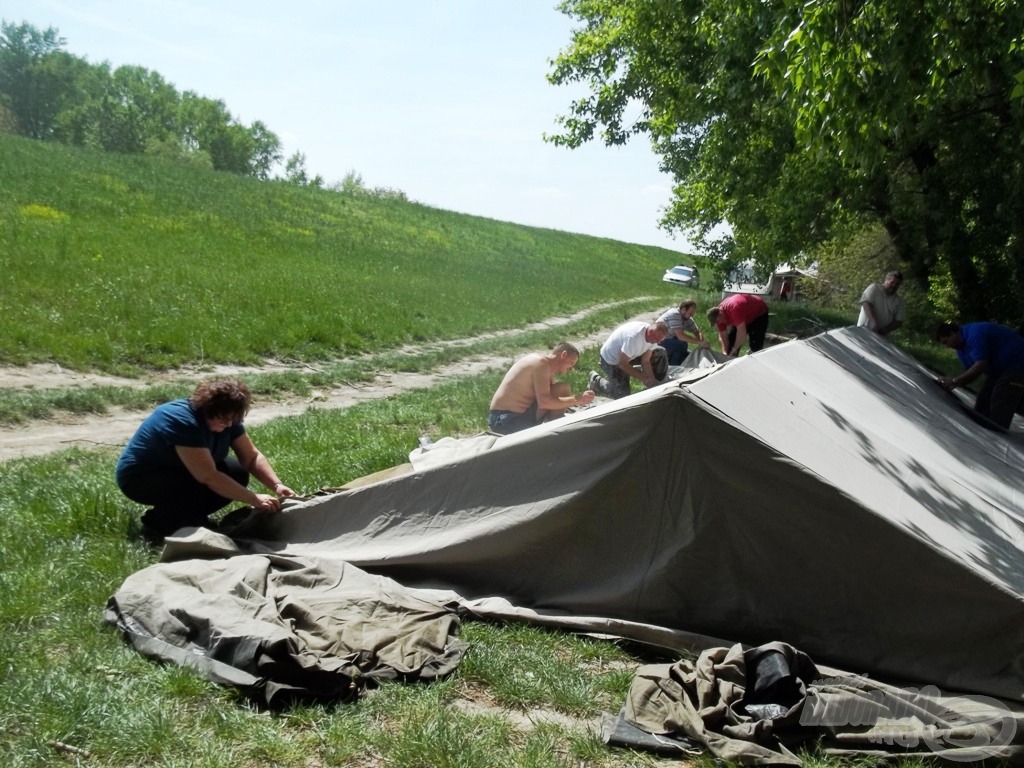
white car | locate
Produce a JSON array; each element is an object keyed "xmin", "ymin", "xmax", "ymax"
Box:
[{"xmin": 662, "ymin": 264, "xmax": 700, "ymax": 288}]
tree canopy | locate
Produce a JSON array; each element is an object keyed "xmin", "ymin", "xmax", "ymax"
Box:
[
  {"xmin": 548, "ymin": 0, "xmax": 1024, "ymax": 325},
  {"xmin": 0, "ymin": 20, "xmax": 282, "ymax": 178}
]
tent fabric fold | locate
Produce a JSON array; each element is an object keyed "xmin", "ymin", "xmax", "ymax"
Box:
[
  {"xmin": 619, "ymin": 641, "xmax": 1024, "ymax": 764},
  {"xmin": 105, "ymin": 551, "xmax": 468, "ymax": 706}
]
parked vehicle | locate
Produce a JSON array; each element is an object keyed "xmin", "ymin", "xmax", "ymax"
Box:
[
  {"xmin": 662, "ymin": 264, "xmax": 700, "ymax": 288},
  {"xmin": 722, "ymin": 263, "xmax": 816, "ymax": 300}
]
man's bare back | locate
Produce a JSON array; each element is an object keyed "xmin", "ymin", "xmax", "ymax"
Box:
[
  {"xmin": 487, "ymin": 343, "xmax": 595, "ymax": 435},
  {"xmin": 490, "ymin": 353, "xmax": 551, "ymax": 414}
]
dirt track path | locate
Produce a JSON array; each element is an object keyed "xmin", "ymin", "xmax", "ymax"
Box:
[{"xmin": 0, "ymin": 300, "xmax": 659, "ymax": 462}]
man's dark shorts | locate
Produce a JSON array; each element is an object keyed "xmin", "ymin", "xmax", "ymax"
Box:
[{"xmin": 488, "ymin": 402, "xmax": 540, "ymax": 435}]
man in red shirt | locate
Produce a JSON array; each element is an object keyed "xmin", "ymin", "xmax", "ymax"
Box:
[{"xmin": 707, "ymin": 294, "xmax": 770, "ymax": 356}]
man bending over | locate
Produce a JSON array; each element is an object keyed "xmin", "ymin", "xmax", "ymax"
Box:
[
  {"xmin": 488, "ymin": 342, "xmax": 595, "ymax": 435},
  {"xmin": 936, "ymin": 321, "xmax": 1024, "ymax": 429},
  {"xmin": 707, "ymin": 294, "xmax": 770, "ymax": 356},
  {"xmin": 589, "ymin": 321, "xmax": 670, "ymax": 399}
]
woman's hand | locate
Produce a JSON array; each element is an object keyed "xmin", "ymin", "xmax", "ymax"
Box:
[
  {"xmin": 273, "ymin": 482, "xmax": 297, "ymax": 498},
  {"xmin": 252, "ymin": 493, "xmax": 283, "ymax": 512}
]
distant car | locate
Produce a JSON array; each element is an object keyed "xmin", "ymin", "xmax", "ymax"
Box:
[{"xmin": 662, "ymin": 264, "xmax": 700, "ymax": 288}]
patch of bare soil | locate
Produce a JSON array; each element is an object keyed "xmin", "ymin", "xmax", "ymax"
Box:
[{"xmin": 0, "ymin": 300, "xmax": 659, "ymax": 462}]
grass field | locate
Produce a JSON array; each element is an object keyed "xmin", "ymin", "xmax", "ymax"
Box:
[
  {"xmin": 0, "ymin": 136, "xmax": 954, "ymax": 767},
  {"xmin": 0, "ymin": 133, "xmax": 697, "ymax": 373}
]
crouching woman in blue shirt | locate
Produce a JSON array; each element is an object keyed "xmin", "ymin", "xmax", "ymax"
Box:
[{"xmin": 116, "ymin": 379, "xmax": 296, "ymax": 541}]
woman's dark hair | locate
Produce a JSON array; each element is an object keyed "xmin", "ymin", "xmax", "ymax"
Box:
[{"xmin": 190, "ymin": 380, "xmax": 252, "ymax": 422}]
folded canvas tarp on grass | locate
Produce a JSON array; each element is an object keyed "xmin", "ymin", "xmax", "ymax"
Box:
[
  {"xmin": 107, "ymin": 327, "xmax": 1024, "ymax": 753},
  {"xmin": 105, "ymin": 540, "xmax": 468, "ymax": 706}
]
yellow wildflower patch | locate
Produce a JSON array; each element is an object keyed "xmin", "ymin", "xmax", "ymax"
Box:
[{"xmin": 19, "ymin": 203, "xmax": 69, "ymax": 222}]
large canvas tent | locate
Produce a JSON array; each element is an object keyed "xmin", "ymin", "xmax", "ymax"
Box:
[{"xmin": 112, "ymin": 327, "xmax": 1024, "ymax": 709}]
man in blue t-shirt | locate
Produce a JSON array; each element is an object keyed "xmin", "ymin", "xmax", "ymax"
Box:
[{"xmin": 936, "ymin": 322, "xmax": 1024, "ymax": 429}]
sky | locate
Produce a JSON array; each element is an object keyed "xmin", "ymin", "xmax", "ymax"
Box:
[{"xmin": 4, "ymin": 0, "xmax": 700, "ymax": 254}]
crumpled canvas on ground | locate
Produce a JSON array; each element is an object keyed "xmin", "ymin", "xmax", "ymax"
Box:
[
  {"xmin": 611, "ymin": 641, "xmax": 1024, "ymax": 765},
  {"xmin": 105, "ymin": 540, "xmax": 468, "ymax": 706}
]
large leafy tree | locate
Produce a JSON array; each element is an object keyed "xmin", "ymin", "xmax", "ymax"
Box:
[
  {"xmin": 248, "ymin": 120, "xmax": 283, "ymax": 181},
  {"xmin": 0, "ymin": 21, "xmax": 69, "ymax": 139},
  {"xmin": 548, "ymin": 0, "xmax": 1024, "ymax": 323},
  {"xmin": 177, "ymin": 91, "xmax": 259, "ymax": 175},
  {"xmin": 98, "ymin": 65, "xmax": 180, "ymax": 154}
]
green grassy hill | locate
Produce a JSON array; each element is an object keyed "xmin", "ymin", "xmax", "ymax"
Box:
[{"xmin": 0, "ymin": 134, "xmax": 695, "ymax": 373}]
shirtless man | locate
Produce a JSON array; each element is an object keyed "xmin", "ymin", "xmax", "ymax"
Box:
[{"xmin": 488, "ymin": 342, "xmax": 595, "ymax": 435}]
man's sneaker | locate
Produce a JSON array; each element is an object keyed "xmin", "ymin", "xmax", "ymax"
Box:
[{"xmin": 588, "ymin": 370, "xmax": 602, "ymax": 395}]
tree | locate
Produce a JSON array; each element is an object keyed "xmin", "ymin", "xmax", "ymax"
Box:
[
  {"xmin": 0, "ymin": 20, "xmax": 68, "ymax": 138},
  {"xmin": 97, "ymin": 65, "xmax": 179, "ymax": 153},
  {"xmin": 177, "ymin": 91, "xmax": 247, "ymax": 173},
  {"xmin": 282, "ymin": 151, "xmax": 324, "ymax": 188},
  {"xmin": 338, "ymin": 169, "xmax": 365, "ymax": 194},
  {"xmin": 49, "ymin": 58, "xmax": 111, "ymax": 147},
  {"xmin": 248, "ymin": 120, "xmax": 282, "ymax": 180},
  {"xmin": 177, "ymin": 91, "xmax": 282, "ymax": 176},
  {"xmin": 548, "ymin": 0, "xmax": 1024, "ymax": 325}
]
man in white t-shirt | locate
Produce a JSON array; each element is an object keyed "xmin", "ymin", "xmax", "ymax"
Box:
[
  {"xmin": 589, "ymin": 321, "xmax": 669, "ymax": 399},
  {"xmin": 857, "ymin": 270, "xmax": 905, "ymax": 335}
]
